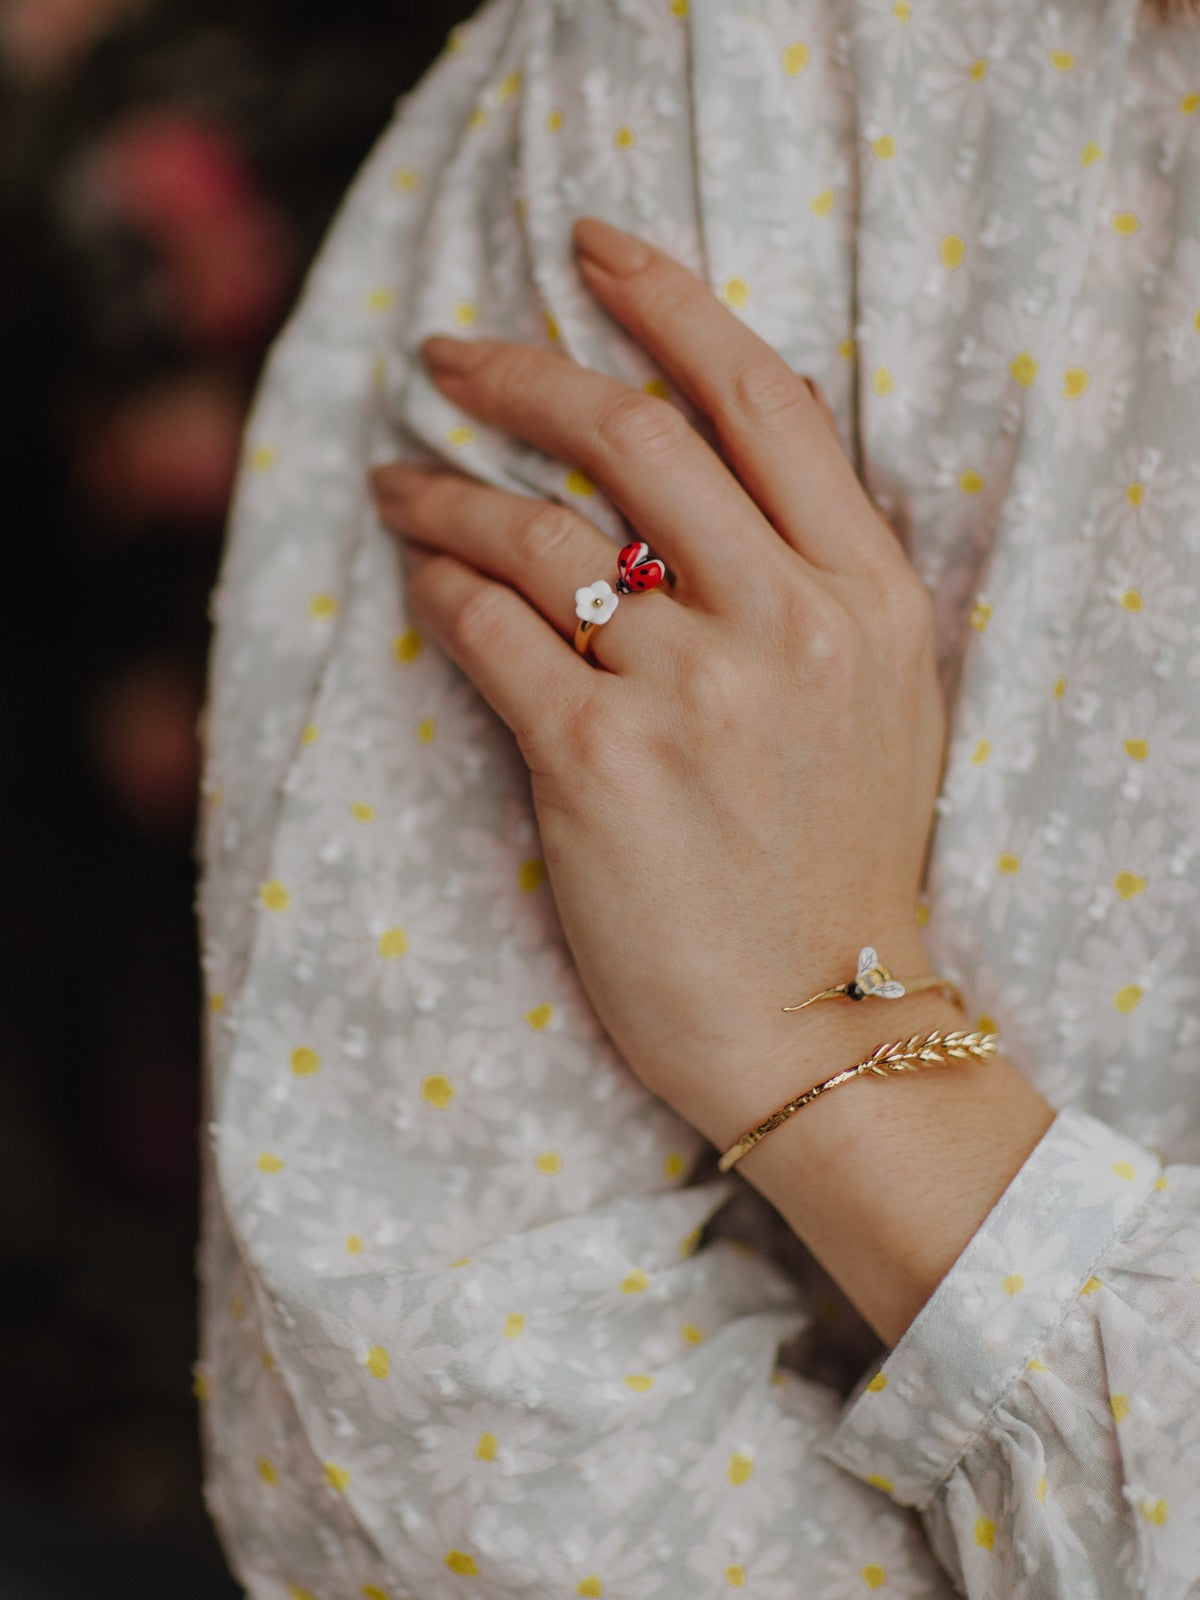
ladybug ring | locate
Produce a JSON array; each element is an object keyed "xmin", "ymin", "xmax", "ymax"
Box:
[{"xmin": 573, "ymin": 541, "xmax": 668, "ymax": 657}]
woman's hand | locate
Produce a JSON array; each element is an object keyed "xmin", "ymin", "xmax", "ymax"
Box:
[{"xmin": 370, "ymin": 216, "xmax": 948, "ymax": 1153}]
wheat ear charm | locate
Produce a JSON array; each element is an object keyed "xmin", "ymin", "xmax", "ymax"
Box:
[{"xmin": 861, "ymin": 1028, "xmax": 999, "ymax": 1078}]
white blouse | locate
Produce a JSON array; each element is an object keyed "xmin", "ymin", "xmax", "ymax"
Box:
[{"xmin": 196, "ymin": 0, "xmax": 1200, "ymax": 1594}]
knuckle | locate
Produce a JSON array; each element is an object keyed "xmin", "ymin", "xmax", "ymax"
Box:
[
  {"xmin": 513, "ymin": 501, "xmax": 579, "ymax": 566},
  {"xmin": 671, "ymin": 630, "xmax": 743, "ymax": 720},
  {"xmin": 595, "ymin": 390, "xmax": 687, "ymax": 465},
  {"xmin": 450, "ymin": 582, "xmax": 509, "ymax": 654},
  {"xmin": 731, "ymin": 357, "xmax": 808, "ymax": 429}
]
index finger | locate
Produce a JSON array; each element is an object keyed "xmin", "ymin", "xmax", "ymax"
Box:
[{"xmin": 571, "ymin": 217, "xmax": 887, "ymax": 576}]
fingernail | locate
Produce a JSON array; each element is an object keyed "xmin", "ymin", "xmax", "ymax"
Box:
[
  {"xmin": 421, "ymin": 335, "xmax": 487, "ymax": 375},
  {"xmin": 573, "ymin": 216, "xmax": 652, "ymax": 276}
]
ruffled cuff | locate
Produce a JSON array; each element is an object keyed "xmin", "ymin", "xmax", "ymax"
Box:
[{"xmin": 818, "ymin": 1106, "xmax": 1161, "ymax": 1509}]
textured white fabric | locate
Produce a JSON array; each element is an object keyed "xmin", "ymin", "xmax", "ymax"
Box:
[{"xmin": 196, "ymin": 1, "xmax": 1200, "ymax": 1595}]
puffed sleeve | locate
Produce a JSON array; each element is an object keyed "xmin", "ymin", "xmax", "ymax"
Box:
[{"xmin": 819, "ymin": 1105, "xmax": 1200, "ymax": 1598}]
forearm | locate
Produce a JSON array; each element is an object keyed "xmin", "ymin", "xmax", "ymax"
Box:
[{"xmin": 701, "ymin": 946, "xmax": 1057, "ymax": 1349}]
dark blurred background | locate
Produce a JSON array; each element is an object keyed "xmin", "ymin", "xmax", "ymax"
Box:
[{"xmin": 0, "ymin": 1, "xmax": 473, "ymax": 1592}]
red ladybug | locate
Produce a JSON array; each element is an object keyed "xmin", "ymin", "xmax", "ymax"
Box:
[{"xmin": 615, "ymin": 541, "xmax": 667, "ymax": 594}]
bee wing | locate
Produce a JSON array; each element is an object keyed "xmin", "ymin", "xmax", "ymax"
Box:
[
  {"xmin": 857, "ymin": 947, "xmax": 877, "ymax": 979},
  {"xmin": 877, "ymin": 981, "xmax": 906, "ymax": 999}
]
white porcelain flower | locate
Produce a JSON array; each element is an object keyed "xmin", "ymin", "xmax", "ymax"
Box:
[{"xmin": 575, "ymin": 579, "xmax": 619, "ymax": 625}]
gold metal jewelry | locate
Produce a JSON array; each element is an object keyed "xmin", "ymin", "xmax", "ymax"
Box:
[
  {"xmin": 717, "ymin": 1027, "xmax": 999, "ymax": 1173},
  {"xmin": 782, "ymin": 945, "xmax": 964, "ymax": 1014}
]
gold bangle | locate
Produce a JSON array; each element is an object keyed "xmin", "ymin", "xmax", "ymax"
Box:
[
  {"xmin": 782, "ymin": 946, "xmax": 964, "ymax": 1014},
  {"xmin": 716, "ymin": 1027, "xmax": 999, "ymax": 1174}
]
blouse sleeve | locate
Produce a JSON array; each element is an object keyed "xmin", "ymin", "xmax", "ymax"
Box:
[{"xmin": 819, "ymin": 1105, "xmax": 1200, "ymax": 1598}]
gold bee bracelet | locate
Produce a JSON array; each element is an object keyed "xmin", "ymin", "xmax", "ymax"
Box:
[{"xmin": 716, "ymin": 1027, "xmax": 1000, "ymax": 1173}]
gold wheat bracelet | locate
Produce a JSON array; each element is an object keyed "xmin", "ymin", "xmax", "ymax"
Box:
[{"xmin": 716, "ymin": 1027, "xmax": 999, "ymax": 1174}]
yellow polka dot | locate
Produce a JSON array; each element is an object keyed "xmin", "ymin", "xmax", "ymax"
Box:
[
  {"xmin": 892, "ymin": 0, "xmax": 910, "ymax": 19},
  {"xmin": 308, "ymin": 591, "xmax": 338, "ymax": 620},
  {"xmin": 209, "ymin": 991, "xmax": 225, "ymax": 1015},
  {"xmin": 324, "ymin": 1462, "xmax": 350, "ymax": 1493},
  {"xmin": 872, "ymin": 365, "xmax": 894, "ymax": 396},
  {"xmin": 1050, "ymin": 49, "xmax": 1075, "ymax": 70},
  {"xmin": 1062, "ymin": 368, "xmax": 1090, "ymax": 398},
  {"xmin": 497, "ymin": 69, "xmax": 521, "ymax": 101},
  {"xmin": 230, "ymin": 1295, "xmax": 245, "ymax": 1321},
  {"xmin": 866, "ymin": 1372, "xmax": 888, "ymax": 1393},
  {"xmin": 362, "ymin": 1589, "xmax": 391, "ymax": 1600},
  {"xmin": 1112, "ymin": 212, "xmax": 1139, "ymax": 236},
  {"xmin": 723, "ymin": 1570, "xmax": 745, "ymax": 1591},
  {"xmin": 249, "ymin": 443, "xmax": 277, "ymax": 473},
  {"xmin": 261, "ymin": 1350, "xmax": 275, "ymax": 1372},
  {"xmin": 1110, "ymin": 1392, "xmax": 1129, "ymax": 1422},
  {"xmin": 1081, "ymin": 141, "xmax": 1104, "ymax": 165},
  {"xmin": 1120, "ymin": 972, "xmax": 1145, "ymax": 1011},
  {"xmin": 392, "ymin": 166, "xmax": 420, "ymax": 192},
  {"xmin": 350, "ymin": 800, "xmax": 376, "ymax": 823},
  {"xmin": 289, "ymin": 1588, "xmax": 316, "ymax": 1600},
  {"xmin": 969, "ymin": 57, "xmax": 988, "ymax": 81},
  {"xmin": 1009, "ymin": 350, "xmax": 1039, "ymax": 388},
  {"xmin": 624, "ymin": 1374, "xmax": 654, "ymax": 1391},
  {"xmin": 1036, "ymin": 1474, "xmax": 1048, "ymax": 1504},
  {"xmin": 622, "ymin": 1270, "xmax": 649, "ymax": 1294},
  {"xmin": 544, "ymin": 308, "xmax": 561, "ymax": 343},
  {"xmin": 1123, "ymin": 737, "xmax": 1149, "ymax": 762},
  {"xmin": 208, "ymin": 785, "xmax": 224, "ymax": 809},
  {"xmin": 1141, "ymin": 1498, "xmax": 1169, "ymax": 1525},
  {"xmin": 671, "ymin": 0, "xmax": 689, "ymax": 14},
  {"xmin": 723, "ymin": 277, "xmax": 750, "ymax": 309},
  {"xmin": 475, "ymin": 1431, "xmax": 497, "ymax": 1461},
  {"xmin": 996, "ymin": 852, "xmax": 1021, "ymax": 875},
  {"xmin": 941, "ymin": 234, "xmax": 965, "ymax": 270},
  {"xmin": 971, "ymin": 738, "xmax": 991, "ymax": 765},
  {"xmin": 1003, "ymin": 1272, "xmax": 1025, "ymax": 1296},
  {"xmin": 976, "ymin": 1013, "xmax": 998, "ymax": 1035},
  {"xmin": 365, "ymin": 1346, "xmax": 389, "ymax": 1381},
  {"xmin": 664, "ymin": 1151, "xmax": 685, "ymax": 1179},
  {"xmin": 1027, "ymin": 1357, "xmax": 1046, "ymax": 1370},
  {"xmin": 515, "ymin": 858, "xmax": 547, "ymax": 894},
  {"xmin": 421, "ymin": 1074, "xmax": 455, "ymax": 1109},
  {"xmin": 959, "ymin": 469, "xmax": 984, "ymax": 495},
  {"xmin": 782, "ymin": 41, "xmax": 809, "ymax": 75},
  {"xmin": 1126, "ymin": 481, "xmax": 1145, "ymax": 507},
  {"xmin": 535, "ymin": 1150, "xmax": 562, "ymax": 1175},
  {"xmin": 1112, "ymin": 1160, "xmax": 1136, "ymax": 1181},
  {"xmin": 378, "ymin": 926, "xmax": 410, "ymax": 960},
  {"xmin": 451, "ymin": 302, "xmax": 478, "ymax": 329},
  {"xmin": 524, "ymin": 1003, "xmax": 554, "ymax": 1031},
  {"xmin": 1053, "ymin": 675, "xmax": 1066, "ymax": 699},
  {"xmin": 871, "ymin": 135, "xmax": 896, "ymax": 161},
  {"xmin": 866, "ymin": 1472, "xmax": 894, "ymax": 1493},
  {"xmin": 450, "ymin": 1257, "xmax": 471, "ymax": 1268},
  {"xmin": 838, "ymin": 337, "xmax": 855, "ymax": 360},
  {"xmin": 300, "ymin": 722, "xmax": 320, "ymax": 746},
  {"xmin": 862, "ymin": 1567, "xmax": 887, "ymax": 1591},
  {"xmin": 345, "ymin": 1234, "xmax": 364, "ymax": 1256},
  {"xmin": 644, "ymin": 377, "xmax": 670, "ymax": 398},
  {"xmin": 447, "ymin": 425, "xmax": 475, "ymax": 448},
  {"xmin": 614, "ymin": 124, "xmax": 637, "ymax": 149},
  {"xmin": 727, "ymin": 1453, "xmax": 754, "ymax": 1486},
  {"xmin": 546, "ymin": 107, "xmax": 565, "ymax": 133},
  {"xmin": 393, "ymin": 627, "xmax": 424, "ymax": 665},
  {"xmin": 256, "ymin": 1152, "xmax": 284, "ymax": 1174},
  {"xmin": 1080, "ymin": 1276, "xmax": 1102, "ymax": 1296},
  {"xmin": 1181, "ymin": 92, "xmax": 1200, "ymax": 115},
  {"xmin": 1120, "ymin": 589, "xmax": 1144, "ymax": 612},
  {"xmin": 577, "ymin": 1578, "xmax": 603, "ymax": 1598},
  {"xmin": 974, "ymin": 1516, "xmax": 996, "ymax": 1550},
  {"xmin": 681, "ymin": 1322, "xmax": 705, "ymax": 1344},
  {"xmin": 1155, "ymin": 1174, "xmax": 1169, "ymax": 1191},
  {"xmin": 192, "ymin": 1367, "xmax": 211, "ymax": 1401},
  {"xmin": 679, "ymin": 1227, "xmax": 702, "ymax": 1257},
  {"xmin": 416, "ymin": 716, "xmax": 435, "ymax": 745},
  {"xmin": 915, "ymin": 900, "xmax": 931, "ymax": 927},
  {"xmin": 566, "ymin": 468, "xmax": 595, "ymax": 497},
  {"xmin": 467, "ymin": 106, "xmax": 488, "ymax": 132},
  {"xmin": 365, "ymin": 287, "xmax": 395, "ymax": 313},
  {"xmin": 503, "ymin": 1313, "xmax": 525, "ymax": 1340},
  {"xmin": 445, "ymin": 1551, "xmax": 479, "ymax": 1576},
  {"xmin": 970, "ymin": 599, "xmax": 993, "ymax": 630},
  {"xmin": 810, "ymin": 188, "xmax": 834, "ymax": 216},
  {"xmin": 288, "ymin": 1046, "xmax": 320, "ymax": 1078}
]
